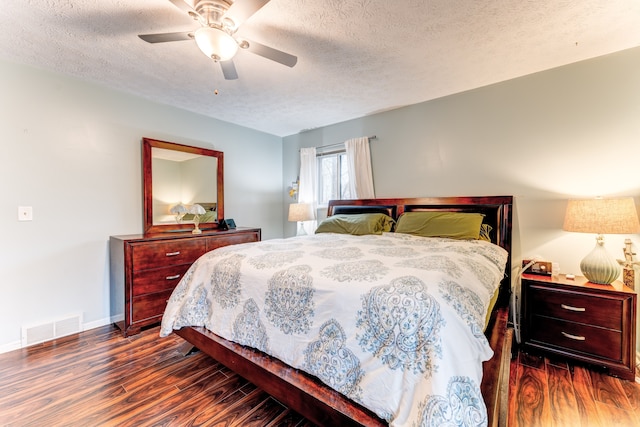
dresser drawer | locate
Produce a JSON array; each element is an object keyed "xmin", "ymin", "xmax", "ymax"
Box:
[
  {"xmin": 529, "ymin": 285, "xmax": 623, "ymax": 330},
  {"xmin": 530, "ymin": 315, "xmax": 623, "ymax": 362},
  {"xmin": 131, "ymin": 289, "xmax": 174, "ymax": 322},
  {"xmin": 206, "ymin": 231, "xmax": 260, "ymax": 251},
  {"xmin": 131, "ymin": 239, "xmax": 206, "ymax": 271},
  {"xmin": 132, "ymin": 264, "xmax": 191, "ymax": 296}
]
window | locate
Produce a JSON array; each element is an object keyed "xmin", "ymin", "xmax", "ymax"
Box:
[{"xmin": 317, "ymin": 150, "xmax": 351, "ymax": 205}]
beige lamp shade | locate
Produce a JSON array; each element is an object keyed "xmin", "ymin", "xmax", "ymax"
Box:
[
  {"xmin": 563, "ymin": 198, "xmax": 640, "ymax": 234},
  {"xmin": 563, "ymin": 197, "xmax": 640, "ymax": 284},
  {"xmin": 288, "ymin": 203, "xmax": 314, "ymax": 222}
]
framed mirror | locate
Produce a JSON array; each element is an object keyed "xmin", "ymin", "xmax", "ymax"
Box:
[{"xmin": 143, "ymin": 137, "xmax": 224, "ymax": 234}]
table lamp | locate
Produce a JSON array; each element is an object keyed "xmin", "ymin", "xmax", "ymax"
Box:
[
  {"xmin": 169, "ymin": 203, "xmax": 187, "ymax": 223},
  {"xmin": 189, "ymin": 203, "xmax": 206, "ymax": 234},
  {"xmin": 288, "ymin": 203, "xmax": 314, "ymax": 236},
  {"xmin": 563, "ymin": 197, "xmax": 640, "ymax": 284}
]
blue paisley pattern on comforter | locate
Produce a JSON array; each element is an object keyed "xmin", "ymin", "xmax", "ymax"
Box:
[{"xmin": 160, "ymin": 232, "xmax": 508, "ymax": 427}]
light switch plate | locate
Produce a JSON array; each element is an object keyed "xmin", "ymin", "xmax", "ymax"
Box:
[{"xmin": 18, "ymin": 206, "xmax": 33, "ymax": 221}]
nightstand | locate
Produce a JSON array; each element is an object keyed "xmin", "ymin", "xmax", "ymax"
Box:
[{"xmin": 521, "ymin": 274, "xmax": 637, "ymax": 380}]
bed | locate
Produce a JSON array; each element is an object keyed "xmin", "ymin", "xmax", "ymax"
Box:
[{"xmin": 160, "ymin": 196, "xmax": 513, "ymax": 426}]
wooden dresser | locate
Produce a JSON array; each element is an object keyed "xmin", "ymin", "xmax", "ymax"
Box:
[
  {"xmin": 110, "ymin": 227, "xmax": 261, "ymax": 337},
  {"xmin": 521, "ymin": 273, "xmax": 637, "ymax": 380}
]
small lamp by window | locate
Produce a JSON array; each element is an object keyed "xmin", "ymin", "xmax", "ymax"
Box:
[
  {"xmin": 189, "ymin": 204, "xmax": 206, "ymax": 234},
  {"xmin": 563, "ymin": 197, "xmax": 640, "ymax": 284},
  {"xmin": 288, "ymin": 203, "xmax": 314, "ymax": 236}
]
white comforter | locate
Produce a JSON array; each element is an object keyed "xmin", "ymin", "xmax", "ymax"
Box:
[{"xmin": 160, "ymin": 232, "xmax": 508, "ymax": 427}]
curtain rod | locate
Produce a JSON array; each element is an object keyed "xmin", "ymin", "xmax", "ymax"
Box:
[{"xmin": 299, "ymin": 135, "xmax": 377, "ymax": 152}]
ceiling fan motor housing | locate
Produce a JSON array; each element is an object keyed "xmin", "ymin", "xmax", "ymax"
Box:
[{"xmin": 193, "ymin": 0, "xmax": 235, "ymax": 30}]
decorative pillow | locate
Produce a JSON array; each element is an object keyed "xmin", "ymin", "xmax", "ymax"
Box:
[
  {"xmin": 315, "ymin": 213, "xmax": 395, "ymax": 235},
  {"xmin": 478, "ymin": 224, "xmax": 493, "ymax": 242},
  {"xmin": 395, "ymin": 211, "xmax": 485, "ymax": 240}
]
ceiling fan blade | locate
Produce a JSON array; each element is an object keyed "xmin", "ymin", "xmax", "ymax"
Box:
[
  {"xmin": 244, "ymin": 39, "xmax": 297, "ymax": 67},
  {"xmin": 224, "ymin": 0, "xmax": 271, "ymax": 28},
  {"xmin": 138, "ymin": 31, "xmax": 193, "ymax": 43},
  {"xmin": 220, "ymin": 60, "xmax": 238, "ymax": 80},
  {"xmin": 168, "ymin": 0, "xmax": 203, "ymax": 22},
  {"xmin": 168, "ymin": 0, "xmax": 197, "ymax": 14}
]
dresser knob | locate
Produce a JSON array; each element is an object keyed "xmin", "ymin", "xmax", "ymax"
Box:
[
  {"xmin": 166, "ymin": 274, "xmax": 181, "ymax": 280},
  {"xmin": 166, "ymin": 251, "xmax": 181, "ymax": 257}
]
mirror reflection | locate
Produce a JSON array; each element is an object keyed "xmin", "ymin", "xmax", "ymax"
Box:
[
  {"xmin": 151, "ymin": 147, "xmax": 218, "ymax": 225},
  {"xmin": 143, "ymin": 138, "xmax": 224, "ymax": 234}
]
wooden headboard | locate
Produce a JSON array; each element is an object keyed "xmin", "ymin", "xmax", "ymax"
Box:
[{"xmin": 327, "ymin": 196, "xmax": 513, "ymax": 307}]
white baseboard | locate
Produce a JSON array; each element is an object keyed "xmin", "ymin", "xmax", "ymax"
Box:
[
  {"xmin": 0, "ymin": 316, "xmax": 116, "ymax": 355},
  {"xmin": 108, "ymin": 313, "xmax": 124, "ymax": 324},
  {"xmin": 84, "ymin": 316, "xmax": 116, "ymax": 331},
  {"xmin": 0, "ymin": 340, "xmax": 22, "ymax": 354}
]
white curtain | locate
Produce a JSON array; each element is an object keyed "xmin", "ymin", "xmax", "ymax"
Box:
[
  {"xmin": 298, "ymin": 147, "xmax": 317, "ymax": 235},
  {"xmin": 345, "ymin": 137, "xmax": 375, "ymax": 199}
]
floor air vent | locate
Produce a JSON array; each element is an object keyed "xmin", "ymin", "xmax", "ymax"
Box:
[{"xmin": 21, "ymin": 313, "xmax": 83, "ymax": 347}]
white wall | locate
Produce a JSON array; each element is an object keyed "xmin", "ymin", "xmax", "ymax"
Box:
[
  {"xmin": 0, "ymin": 60, "xmax": 283, "ymax": 352},
  {"xmin": 283, "ymin": 45, "xmax": 640, "ymax": 288}
]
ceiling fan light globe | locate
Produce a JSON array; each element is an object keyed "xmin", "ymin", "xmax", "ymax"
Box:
[{"xmin": 194, "ymin": 27, "xmax": 238, "ymax": 61}]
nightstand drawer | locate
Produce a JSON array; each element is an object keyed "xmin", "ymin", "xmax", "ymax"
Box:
[
  {"xmin": 530, "ymin": 315, "xmax": 623, "ymax": 361},
  {"xmin": 529, "ymin": 286, "xmax": 622, "ymax": 330}
]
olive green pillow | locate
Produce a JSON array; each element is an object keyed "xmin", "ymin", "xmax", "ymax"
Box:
[
  {"xmin": 315, "ymin": 213, "xmax": 395, "ymax": 235},
  {"xmin": 395, "ymin": 211, "xmax": 485, "ymax": 240}
]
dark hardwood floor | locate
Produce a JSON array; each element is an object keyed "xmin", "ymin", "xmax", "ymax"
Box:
[
  {"xmin": 0, "ymin": 325, "xmax": 313, "ymax": 427},
  {"xmin": 1, "ymin": 324, "xmax": 639, "ymax": 426},
  {"xmin": 509, "ymin": 350, "xmax": 640, "ymax": 427}
]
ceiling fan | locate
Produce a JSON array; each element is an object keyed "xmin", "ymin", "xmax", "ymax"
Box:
[{"xmin": 139, "ymin": 0, "xmax": 297, "ymax": 80}]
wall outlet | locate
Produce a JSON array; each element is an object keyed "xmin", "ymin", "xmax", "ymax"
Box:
[{"xmin": 523, "ymin": 259, "xmax": 552, "ymax": 276}]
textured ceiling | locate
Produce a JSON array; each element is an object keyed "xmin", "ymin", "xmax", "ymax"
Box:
[{"xmin": 1, "ymin": 0, "xmax": 639, "ymax": 137}]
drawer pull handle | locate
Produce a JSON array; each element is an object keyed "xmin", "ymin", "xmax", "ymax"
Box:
[
  {"xmin": 560, "ymin": 304, "xmax": 585, "ymax": 312},
  {"xmin": 561, "ymin": 331, "xmax": 585, "ymax": 341},
  {"xmin": 166, "ymin": 274, "xmax": 181, "ymax": 280},
  {"xmin": 165, "ymin": 251, "xmax": 181, "ymax": 257}
]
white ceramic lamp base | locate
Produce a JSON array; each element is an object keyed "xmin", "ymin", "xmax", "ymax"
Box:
[
  {"xmin": 580, "ymin": 236, "xmax": 620, "ymax": 284},
  {"xmin": 297, "ymin": 222, "xmax": 307, "ymax": 236}
]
